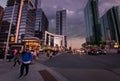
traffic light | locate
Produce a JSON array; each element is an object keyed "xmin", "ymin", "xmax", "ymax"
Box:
[{"xmin": 10, "ymin": 36, "xmax": 15, "ymax": 42}]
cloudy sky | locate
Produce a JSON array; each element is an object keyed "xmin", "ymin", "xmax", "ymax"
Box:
[{"xmin": 0, "ymin": 0, "xmax": 120, "ymax": 48}]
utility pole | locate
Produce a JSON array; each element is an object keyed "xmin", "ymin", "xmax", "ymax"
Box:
[{"xmin": 4, "ymin": 0, "xmax": 16, "ymax": 60}]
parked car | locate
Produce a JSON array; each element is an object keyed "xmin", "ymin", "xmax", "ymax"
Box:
[{"xmin": 97, "ymin": 49, "xmax": 106, "ymax": 55}]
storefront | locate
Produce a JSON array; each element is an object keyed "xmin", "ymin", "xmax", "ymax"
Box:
[{"xmin": 23, "ymin": 37, "xmax": 40, "ymax": 50}]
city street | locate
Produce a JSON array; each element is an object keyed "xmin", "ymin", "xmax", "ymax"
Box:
[
  {"xmin": 0, "ymin": 0, "xmax": 120, "ymax": 81},
  {"xmin": 39, "ymin": 52, "xmax": 120, "ymax": 81}
]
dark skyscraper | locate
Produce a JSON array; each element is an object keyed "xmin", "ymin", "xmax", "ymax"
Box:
[
  {"xmin": 56, "ymin": 10, "xmax": 67, "ymax": 47},
  {"xmin": 35, "ymin": 8, "xmax": 48, "ymax": 40},
  {"xmin": 84, "ymin": 0, "xmax": 101, "ymax": 45},
  {"xmin": 1, "ymin": 0, "xmax": 37, "ymax": 43},
  {"xmin": 56, "ymin": 10, "xmax": 67, "ymax": 36},
  {"xmin": 0, "ymin": 6, "xmax": 4, "ymax": 29},
  {"xmin": 0, "ymin": 0, "xmax": 19, "ymax": 48},
  {"xmin": 6, "ymin": 0, "xmax": 21, "ymax": 6},
  {"xmin": 100, "ymin": 6, "xmax": 120, "ymax": 44},
  {"xmin": 0, "ymin": 0, "xmax": 48, "ymax": 49}
]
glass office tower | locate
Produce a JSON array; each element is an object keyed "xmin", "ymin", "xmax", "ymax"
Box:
[
  {"xmin": 56, "ymin": 10, "xmax": 67, "ymax": 47},
  {"xmin": 56, "ymin": 10, "xmax": 67, "ymax": 36},
  {"xmin": 0, "ymin": 0, "xmax": 49, "ymax": 49},
  {"xmin": 100, "ymin": 6, "xmax": 120, "ymax": 44},
  {"xmin": 0, "ymin": 3, "xmax": 19, "ymax": 48},
  {"xmin": 16, "ymin": 0, "xmax": 37, "ymax": 43},
  {"xmin": 0, "ymin": 0, "xmax": 37, "ymax": 48},
  {"xmin": 84, "ymin": 0, "xmax": 101, "ymax": 45},
  {"xmin": 35, "ymin": 8, "xmax": 48, "ymax": 40},
  {"xmin": 0, "ymin": 6, "xmax": 4, "ymax": 30},
  {"xmin": 100, "ymin": 14, "xmax": 109, "ymax": 42}
]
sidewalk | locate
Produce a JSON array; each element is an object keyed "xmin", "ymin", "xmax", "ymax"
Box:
[{"xmin": 0, "ymin": 60, "xmax": 69, "ymax": 81}]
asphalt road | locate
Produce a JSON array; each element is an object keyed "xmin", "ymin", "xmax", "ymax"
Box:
[{"xmin": 39, "ymin": 53, "xmax": 120, "ymax": 81}]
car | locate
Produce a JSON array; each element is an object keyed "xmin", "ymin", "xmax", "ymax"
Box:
[
  {"xmin": 97, "ymin": 49, "xmax": 106, "ymax": 55},
  {"xmin": 88, "ymin": 49, "xmax": 99, "ymax": 55},
  {"xmin": 117, "ymin": 47, "xmax": 120, "ymax": 54}
]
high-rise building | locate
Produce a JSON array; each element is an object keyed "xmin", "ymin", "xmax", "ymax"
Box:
[
  {"xmin": 56, "ymin": 10, "xmax": 67, "ymax": 35},
  {"xmin": 0, "ymin": 6, "xmax": 4, "ymax": 30},
  {"xmin": 100, "ymin": 14, "xmax": 108, "ymax": 43},
  {"xmin": 35, "ymin": 8, "xmax": 48, "ymax": 40},
  {"xmin": 0, "ymin": 1, "xmax": 20, "ymax": 48},
  {"xmin": 56, "ymin": 10, "xmax": 67, "ymax": 47},
  {"xmin": 84, "ymin": 0, "xmax": 101, "ymax": 45},
  {"xmin": 0, "ymin": 0, "xmax": 48, "ymax": 49},
  {"xmin": 100, "ymin": 6, "xmax": 120, "ymax": 44},
  {"xmin": 6, "ymin": 0, "xmax": 21, "ymax": 6}
]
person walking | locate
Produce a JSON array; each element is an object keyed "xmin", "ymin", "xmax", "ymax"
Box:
[
  {"xmin": 13, "ymin": 49, "xmax": 20, "ymax": 67},
  {"xmin": 18, "ymin": 48, "xmax": 33, "ymax": 78},
  {"xmin": 32, "ymin": 49, "xmax": 38, "ymax": 63},
  {"xmin": 8, "ymin": 49, "xmax": 14, "ymax": 62}
]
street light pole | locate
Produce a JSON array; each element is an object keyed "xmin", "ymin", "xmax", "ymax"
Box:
[
  {"xmin": 15, "ymin": 0, "xmax": 24, "ymax": 43},
  {"xmin": 4, "ymin": 0, "xmax": 16, "ymax": 60}
]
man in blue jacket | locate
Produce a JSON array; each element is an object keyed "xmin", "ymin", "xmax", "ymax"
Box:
[{"xmin": 18, "ymin": 48, "xmax": 33, "ymax": 78}]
